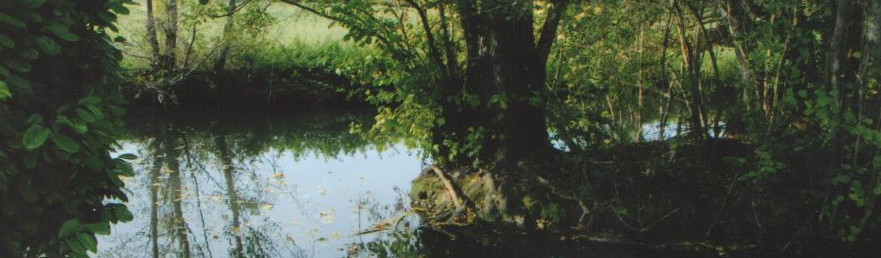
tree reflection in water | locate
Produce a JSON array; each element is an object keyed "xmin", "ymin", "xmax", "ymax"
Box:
[{"xmin": 96, "ymin": 108, "xmax": 422, "ymax": 257}]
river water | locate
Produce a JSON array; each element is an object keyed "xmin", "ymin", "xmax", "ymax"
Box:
[{"xmin": 94, "ymin": 108, "xmax": 424, "ymax": 257}]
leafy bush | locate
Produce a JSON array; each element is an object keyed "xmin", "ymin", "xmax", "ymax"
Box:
[{"xmin": 0, "ymin": 0, "xmax": 134, "ymax": 256}]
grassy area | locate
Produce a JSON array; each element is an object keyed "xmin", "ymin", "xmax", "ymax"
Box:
[{"xmin": 114, "ymin": 0, "xmax": 359, "ymax": 73}]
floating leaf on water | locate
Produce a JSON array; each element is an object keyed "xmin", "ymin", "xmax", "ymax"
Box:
[{"xmin": 319, "ymin": 210, "xmax": 336, "ymax": 224}]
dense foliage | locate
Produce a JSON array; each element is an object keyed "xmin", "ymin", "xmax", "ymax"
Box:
[
  {"xmin": 0, "ymin": 0, "xmax": 134, "ymax": 256},
  {"xmin": 3, "ymin": 0, "xmax": 878, "ymax": 255},
  {"xmin": 279, "ymin": 0, "xmax": 881, "ymax": 252},
  {"xmin": 549, "ymin": 0, "xmax": 881, "ymax": 246}
]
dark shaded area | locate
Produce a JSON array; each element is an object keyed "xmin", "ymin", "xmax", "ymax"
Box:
[
  {"xmin": 409, "ymin": 139, "xmax": 881, "ymax": 257},
  {"xmin": 122, "ymin": 68, "xmax": 367, "ymax": 109}
]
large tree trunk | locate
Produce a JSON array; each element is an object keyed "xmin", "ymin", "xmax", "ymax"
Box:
[
  {"xmin": 430, "ymin": 0, "xmax": 566, "ymax": 226},
  {"xmin": 455, "ymin": 0, "xmax": 557, "ymax": 169}
]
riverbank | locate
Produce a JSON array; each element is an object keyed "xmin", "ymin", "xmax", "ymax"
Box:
[{"xmin": 409, "ymin": 139, "xmax": 880, "ymax": 257}]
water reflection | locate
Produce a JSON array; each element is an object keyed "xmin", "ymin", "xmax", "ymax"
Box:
[{"xmin": 96, "ymin": 108, "xmax": 423, "ymax": 257}]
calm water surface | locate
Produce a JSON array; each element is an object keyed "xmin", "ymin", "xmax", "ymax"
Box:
[{"xmin": 94, "ymin": 109, "xmax": 424, "ymax": 257}]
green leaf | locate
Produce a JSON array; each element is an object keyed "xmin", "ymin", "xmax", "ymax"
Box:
[
  {"xmin": 114, "ymin": 206, "xmax": 133, "ymax": 222},
  {"xmin": 64, "ymin": 238, "xmax": 85, "ymax": 254},
  {"xmin": 85, "ymin": 222, "xmax": 110, "ymax": 235},
  {"xmin": 116, "ymin": 161, "xmax": 134, "ymax": 177},
  {"xmin": 4, "ymin": 59, "xmax": 31, "ymax": 73},
  {"xmin": 35, "ymin": 36, "xmax": 61, "ymax": 55},
  {"xmin": 6, "ymin": 74, "xmax": 30, "ymax": 89},
  {"xmin": 75, "ymin": 108, "xmax": 95, "ymax": 123},
  {"xmin": 109, "ymin": 2, "xmax": 129, "ymax": 15},
  {"xmin": 78, "ymin": 96, "xmax": 101, "ymax": 105},
  {"xmin": 19, "ymin": 47, "xmax": 39, "ymax": 60},
  {"xmin": 0, "ymin": 80, "xmax": 10, "ymax": 100},
  {"xmin": 59, "ymin": 219, "xmax": 82, "ymax": 238},
  {"xmin": 25, "ymin": 0, "xmax": 47, "ymax": 8},
  {"xmin": 44, "ymin": 24, "xmax": 80, "ymax": 42},
  {"xmin": 69, "ymin": 121, "xmax": 88, "ymax": 134},
  {"xmin": 0, "ymin": 12, "xmax": 26, "ymax": 28},
  {"xmin": 50, "ymin": 133, "xmax": 80, "ymax": 153},
  {"xmin": 86, "ymin": 105, "xmax": 105, "ymax": 119},
  {"xmin": 77, "ymin": 233, "xmax": 97, "ymax": 252},
  {"xmin": 22, "ymin": 124, "xmax": 50, "ymax": 150},
  {"xmin": 0, "ymin": 34, "xmax": 14, "ymax": 49},
  {"xmin": 118, "ymin": 153, "xmax": 137, "ymax": 160}
]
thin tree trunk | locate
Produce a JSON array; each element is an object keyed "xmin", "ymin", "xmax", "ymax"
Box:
[
  {"xmin": 162, "ymin": 0, "xmax": 179, "ymax": 72},
  {"xmin": 658, "ymin": 13, "xmax": 673, "ymax": 139},
  {"xmin": 145, "ymin": 0, "xmax": 161, "ymax": 72},
  {"xmin": 165, "ymin": 133, "xmax": 190, "ymax": 258},
  {"xmin": 215, "ymin": 134, "xmax": 244, "ymax": 258},
  {"xmin": 214, "ymin": 0, "xmax": 237, "ymax": 72},
  {"xmin": 149, "ymin": 141, "xmax": 164, "ymax": 258},
  {"xmin": 671, "ymin": 1, "xmax": 707, "ymax": 139},
  {"xmin": 717, "ymin": 0, "xmax": 758, "ymax": 110}
]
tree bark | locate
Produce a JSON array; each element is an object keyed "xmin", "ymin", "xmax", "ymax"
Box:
[
  {"xmin": 214, "ymin": 0, "xmax": 237, "ymax": 72},
  {"xmin": 162, "ymin": 0, "xmax": 179, "ymax": 72},
  {"xmin": 145, "ymin": 0, "xmax": 161, "ymax": 72},
  {"xmin": 452, "ymin": 0, "xmax": 564, "ymax": 169}
]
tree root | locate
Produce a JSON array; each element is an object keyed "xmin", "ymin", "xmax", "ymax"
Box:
[
  {"xmin": 536, "ymin": 176, "xmax": 592, "ymax": 226},
  {"xmin": 429, "ymin": 166, "xmax": 476, "ymax": 221}
]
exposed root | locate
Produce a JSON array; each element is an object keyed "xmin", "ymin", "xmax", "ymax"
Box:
[
  {"xmin": 535, "ymin": 176, "xmax": 591, "ymax": 226},
  {"xmin": 429, "ymin": 166, "xmax": 476, "ymax": 220}
]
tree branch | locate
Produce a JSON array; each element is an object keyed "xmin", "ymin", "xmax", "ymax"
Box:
[
  {"xmin": 405, "ymin": 0, "xmax": 447, "ymax": 76},
  {"xmin": 536, "ymin": 0, "xmax": 569, "ymax": 64}
]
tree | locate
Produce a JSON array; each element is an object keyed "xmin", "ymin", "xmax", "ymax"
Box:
[{"xmin": 280, "ymin": 0, "xmax": 568, "ymax": 170}]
